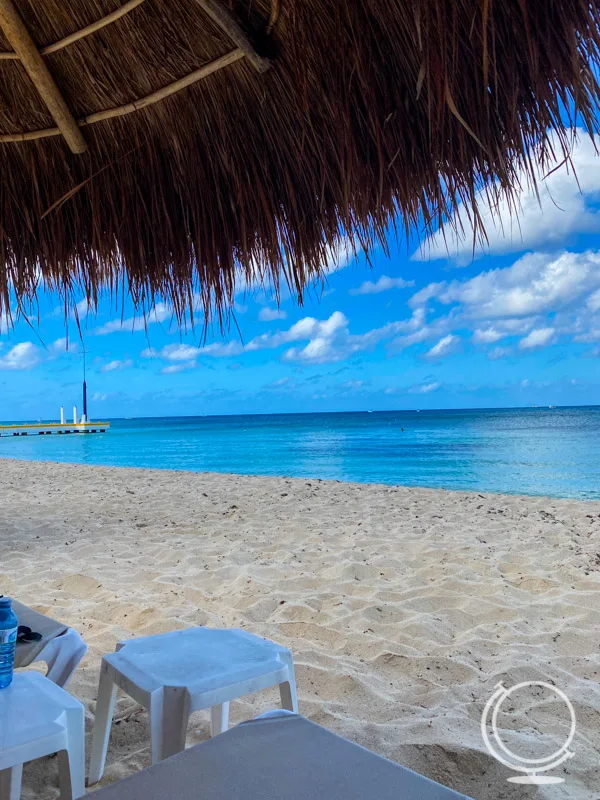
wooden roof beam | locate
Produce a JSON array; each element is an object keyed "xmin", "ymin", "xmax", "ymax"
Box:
[
  {"xmin": 194, "ymin": 0, "xmax": 270, "ymax": 73},
  {"xmin": 0, "ymin": 0, "xmax": 147, "ymax": 60},
  {"xmin": 0, "ymin": 0, "xmax": 87, "ymax": 153}
]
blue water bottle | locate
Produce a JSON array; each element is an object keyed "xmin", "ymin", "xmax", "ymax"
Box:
[{"xmin": 0, "ymin": 596, "xmax": 18, "ymax": 689}]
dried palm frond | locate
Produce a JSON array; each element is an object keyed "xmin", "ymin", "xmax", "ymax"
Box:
[{"xmin": 0, "ymin": 0, "xmax": 598, "ymax": 326}]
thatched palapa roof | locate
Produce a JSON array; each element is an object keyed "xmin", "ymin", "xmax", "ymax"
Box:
[{"xmin": 0, "ymin": 0, "xmax": 599, "ymax": 324}]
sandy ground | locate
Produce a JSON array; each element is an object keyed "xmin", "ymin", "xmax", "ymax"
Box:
[{"xmin": 0, "ymin": 459, "xmax": 599, "ymax": 800}]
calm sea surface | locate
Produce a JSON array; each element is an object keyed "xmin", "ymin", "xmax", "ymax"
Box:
[{"xmin": 1, "ymin": 407, "xmax": 599, "ymax": 500}]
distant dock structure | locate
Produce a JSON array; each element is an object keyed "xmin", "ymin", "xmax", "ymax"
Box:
[
  {"xmin": 0, "ymin": 373, "xmax": 110, "ymax": 437},
  {"xmin": 0, "ymin": 418, "xmax": 110, "ymax": 437}
]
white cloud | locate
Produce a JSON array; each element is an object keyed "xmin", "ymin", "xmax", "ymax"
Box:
[
  {"xmin": 519, "ymin": 327, "xmax": 555, "ymax": 350},
  {"xmin": 574, "ymin": 326, "xmax": 600, "ymax": 343},
  {"xmin": 415, "ymin": 132, "xmax": 600, "ymax": 262},
  {"xmin": 198, "ymin": 340, "xmax": 245, "ymax": 357},
  {"xmin": 350, "ymin": 275, "xmax": 414, "ymax": 295},
  {"xmin": 268, "ymin": 377, "xmax": 290, "ymax": 388},
  {"xmin": 95, "ymin": 303, "xmax": 172, "ymax": 335},
  {"xmin": 259, "ymin": 307, "xmax": 287, "ymax": 322},
  {"xmin": 73, "ymin": 298, "xmax": 93, "ymax": 319},
  {"xmin": 160, "ymin": 362, "xmax": 195, "ymax": 374},
  {"xmin": 91, "ymin": 392, "xmax": 108, "ymax": 402},
  {"xmin": 410, "ymin": 381, "xmax": 440, "ymax": 394},
  {"xmin": 324, "ymin": 237, "xmax": 358, "ymax": 274},
  {"xmin": 0, "ymin": 342, "xmax": 42, "ymax": 370},
  {"xmin": 488, "ymin": 346, "xmax": 510, "ymax": 360},
  {"xmin": 431, "ymin": 251, "xmax": 600, "ymax": 319},
  {"xmin": 425, "ymin": 334, "xmax": 460, "ymax": 360},
  {"xmin": 157, "ymin": 344, "xmax": 203, "ymax": 361},
  {"xmin": 283, "ymin": 337, "xmax": 338, "ymax": 364},
  {"xmin": 101, "ymin": 359, "xmax": 133, "ymax": 372},
  {"xmin": 588, "ymin": 288, "xmax": 600, "ymax": 313},
  {"xmin": 409, "ymin": 282, "xmax": 445, "ymax": 309},
  {"xmin": 144, "ymin": 310, "xmax": 427, "ymax": 368},
  {"xmin": 472, "ymin": 328, "xmax": 504, "ymax": 344},
  {"xmin": 403, "ymin": 249, "xmax": 600, "ymax": 353},
  {"xmin": 48, "ymin": 337, "xmax": 79, "ymax": 356}
]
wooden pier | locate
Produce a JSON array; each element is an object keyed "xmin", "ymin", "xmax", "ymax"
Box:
[{"xmin": 0, "ymin": 421, "xmax": 110, "ymax": 438}]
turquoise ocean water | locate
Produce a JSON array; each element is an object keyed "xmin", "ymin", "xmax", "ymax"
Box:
[{"xmin": 1, "ymin": 407, "xmax": 599, "ymax": 499}]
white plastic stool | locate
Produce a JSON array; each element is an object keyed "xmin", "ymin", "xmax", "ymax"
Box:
[
  {"xmin": 88, "ymin": 627, "xmax": 297, "ymax": 784},
  {"xmin": 0, "ymin": 672, "xmax": 85, "ymax": 800}
]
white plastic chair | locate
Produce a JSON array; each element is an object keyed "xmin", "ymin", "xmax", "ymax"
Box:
[
  {"xmin": 30, "ymin": 628, "xmax": 88, "ymax": 688},
  {"xmin": 0, "ymin": 672, "xmax": 85, "ymax": 800},
  {"xmin": 12, "ymin": 600, "xmax": 87, "ymax": 688},
  {"xmin": 88, "ymin": 627, "xmax": 298, "ymax": 785}
]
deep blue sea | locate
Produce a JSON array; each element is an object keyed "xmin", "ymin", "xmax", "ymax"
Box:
[{"xmin": 1, "ymin": 407, "xmax": 599, "ymax": 499}]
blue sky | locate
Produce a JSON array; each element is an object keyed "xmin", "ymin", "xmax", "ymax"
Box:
[{"xmin": 1, "ymin": 129, "xmax": 600, "ymax": 420}]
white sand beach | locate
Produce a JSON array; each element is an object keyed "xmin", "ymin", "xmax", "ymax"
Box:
[{"xmin": 1, "ymin": 459, "xmax": 599, "ymax": 799}]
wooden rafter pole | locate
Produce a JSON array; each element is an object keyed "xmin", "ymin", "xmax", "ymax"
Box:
[
  {"xmin": 194, "ymin": 0, "xmax": 270, "ymax": 73},
  {"xmin": 0, "ymin": 0, "xmax": 87, "ymax": 153}
]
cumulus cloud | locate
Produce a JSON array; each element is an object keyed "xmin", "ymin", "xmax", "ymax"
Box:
[
  {"xmin": 488, "ymin": 346, "xmax": 511, "ymax": 360},
  {"xmin": 48, "ymin": 337, "xmax": 79, "ymax": 356},
  {"xmin": 73, "ymin": 298, "xmax": 93, "ymax": 319},
  {"xmin": 152, "ymin": 344, "xmax": 203, "ymax": 361},
  {"xmin": 404, "ymin": 249, "xmax": 600, "ymax": 353},
  {"xmin": 414, "ymin": 132, "xmax": 600, "ymax": 262},
  {"xmin": 472, "ymin": 328, "xmax": 504, "ymax": 344},
  {"xmin": 421, "ymin": 250, "xmax": 600, "ymax": 320},
  {"xmin": 101, "ymin": 359, "xmax": 133, "ymax": 372},
  {"xmin": 587, "ymin": 288, "xmax": 600, "ymax": 313},
  {"xmin": 137, "ymin": 243, "xmax": 600, "ymax": 367},
  {"xmin": 259, "ymin": 307, "xmax": 287, "ymax": 322},
  {"xmin": 425, "ymin": 334, "xmax": 460, "ymax": 360},
  {"xmin": 144, "ymin": 309, "xmax": 428, "ymax": 367},
  {"xmin": 95, "ymin": 303, "xmax": 172, "ymax": 335},
  {"xmin": 519, "ymin": 327, "xmax": 555, "ymax": 350},
  {"xmin": 350, "ymin": 275, "xmax": 414, "ymax": 295},
  {"xmin": 160, "ymin": 362, "xmax": 195, "ymax": 374},
  {"xmin": 324, "ymin": 237, "xmax": 359, "ymax": 274},
  {"xmin": 410, "ymin": 381, "xmax": 440, "ymax": 394},
  {"xmin": 0, "ymin": 342, "xmax": 42, "ymax": 370}
]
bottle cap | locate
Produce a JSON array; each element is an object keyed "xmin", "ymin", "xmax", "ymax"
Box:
[{"xmin": 0, "ymin": 596, "xmax": 12, "ymax": 607}]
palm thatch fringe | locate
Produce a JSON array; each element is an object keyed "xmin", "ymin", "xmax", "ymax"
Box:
[{"xmin": 0, "ymin": 0, "xmax": 598, "ymax": 327}]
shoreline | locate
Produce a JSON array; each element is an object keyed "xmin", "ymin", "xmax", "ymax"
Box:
[
  {"xmin": 0, "ymin": 455, "xmax": 597, "ymax": 503},
  {"xmin": 1, "ymin": 459, "xmax": 599, "ymax": 798}
]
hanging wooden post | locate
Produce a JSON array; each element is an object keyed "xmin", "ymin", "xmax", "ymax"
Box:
[
  {"xmin": 0, "ymin": 0, "xmax": 87, "ymax": 153},
  {"xmin": 194, "ymin": 0, "xmax": 270, "ymax": 73}
]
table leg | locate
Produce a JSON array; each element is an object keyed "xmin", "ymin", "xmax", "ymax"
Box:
[
  {"xmin": 161, "ymin": 687, "xmax": 191, "ymax": 761},
  {"xmin": 279, "ymin": 658, "xmax": 298, "ymax": 712},
  {"xmin": 58, "ymin": 699, "xmax": 86, "ymax": 799},
  {"xmin": 88, "ymin": 667, "xmax": 118, "ymax": 785},
  {"xmin": 210, "ymin": 702, "xmax": 230, "ymax": 736}
]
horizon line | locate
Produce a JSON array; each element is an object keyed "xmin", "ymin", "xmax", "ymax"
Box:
[{"xmin": 1, "ymin": 403, "xmax": 598, "ymax": 424}]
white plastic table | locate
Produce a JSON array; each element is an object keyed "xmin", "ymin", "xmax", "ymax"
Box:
[
  {"xmin": 88, "ymin": 627, "xmax": 298, "ymax": 785},
  {"xmin": 0, "ymin": 672, "xmax": 85, "ymax": 800}
]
